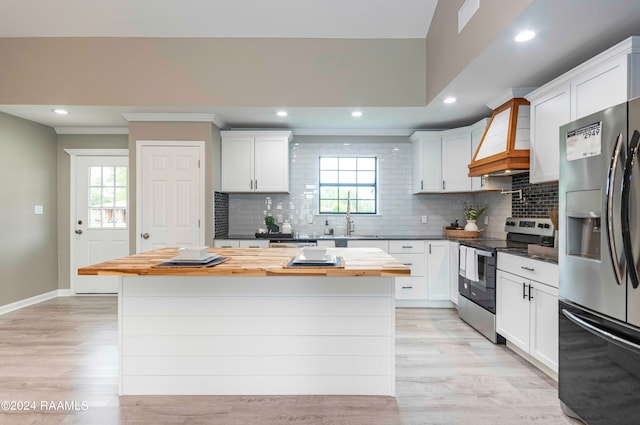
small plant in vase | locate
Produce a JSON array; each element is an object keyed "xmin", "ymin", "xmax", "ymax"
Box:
[
  {"xmin": 463, "ymin": 203, "xmax": 488, "ymax": 231},
  {"xmin": 264, "ymin": 215, "xmax": 279, "ymax": 233}
]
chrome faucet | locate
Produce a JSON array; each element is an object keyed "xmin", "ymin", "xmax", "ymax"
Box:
[{"xmin": 346, "ymin": 192, "xmax": 355, "ymax": 236}]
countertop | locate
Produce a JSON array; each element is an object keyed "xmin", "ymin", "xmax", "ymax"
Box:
[
  {"xmin": 224, "ymin": 234, "xmax": 449, "ymax": 241},
  {"xmin": 496, "ymin": 247, "xmax": 559, "ymax": 265},
  {"xmin": 78, "ymin": 247, "xmax": 411, "ymax": 277}
]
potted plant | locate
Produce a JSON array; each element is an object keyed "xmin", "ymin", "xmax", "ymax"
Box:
[
  {"xmin": 264, "ymin": 215, "xmax": 279, "ymax": 233},
  {"xmin": 463, "ymin": 203, "xmax": 488, "ymax": 231}
]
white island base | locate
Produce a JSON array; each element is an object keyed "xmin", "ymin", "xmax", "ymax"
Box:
[{"xmin": 118, "ymin": 275, "xmax": 396, "ymax": 396}]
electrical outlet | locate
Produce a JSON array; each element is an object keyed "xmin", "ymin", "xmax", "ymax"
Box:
[
  {"xmin": 34, "ymin": 205, "xmax": 44, "ymax": 215},
  {"xmin": 421, "ymin": 215, "xmax": 428, "ymax": 224},
  {"xmin": 484, "ymin": 215, "xmax": 489, "ymax": 225},
  {"xmin": 276, "ymin": 214, "xmax": 283, "ymax": 223}
]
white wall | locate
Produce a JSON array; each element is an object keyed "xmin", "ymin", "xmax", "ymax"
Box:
[{"xmin": 228, "ymin": 136, "xmax": 475, "ymax": 237}]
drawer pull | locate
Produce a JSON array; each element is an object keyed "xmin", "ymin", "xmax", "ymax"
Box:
[
  {"xmin": 402, "ymin": 245, "xmax": 413, "ymax": 249},
  {"xmin": 221, "ymin": 245, "xmax": 232, "ymax": 248},
  {"xmin": 401, "ymin": 286, "xmax": 413, "ymax": 289},
  {"xmin": 521, "ymin": 266, "xmax": 535, "ymax": 272},
  {"xmin": 248, "ymin": 245, "xmax": 259, "ymax": 248},
  {"xmin": 403, "ymin": 263, "xmax": 413, "ymax": 266}
]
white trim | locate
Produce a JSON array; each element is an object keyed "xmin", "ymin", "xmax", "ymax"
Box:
[
  {"xmin": 56, "ymin": 127, "xmax": 129, "ymax": 135},
  {"xmin": 487, "ymin": 88, "xmax": 537, "ymax": 110},
  {"xmin": 221, "ymin": 130, "xmax": 293, "ymax": 140},
  {"xmin": 135, "ymin": 140, "xmax": 206, "ymax": 253},
  {"xmin": 64, "ymin": 148, "xmax": 128, "ymax": 156},
  {"xmin": 527, "ymin": 36, "xmax": 640, "ymax": 102},
  {"xmin": 293, "ymin": 128, "xmax": 414, "ymax": 137},
  {"xmin": 122, "ymin": 112, "xmax": 225, "ymax": 126},
  {"xmin": 66, "ymin": 149, "xmax": 130, "ymax": 295},
  {"xmin": 58, "ymin": 289, "xmax": 73, "ymax": 297},
  {"xmin": 0, "ymin": 290, "xmax": 61, "ymax": 315}
]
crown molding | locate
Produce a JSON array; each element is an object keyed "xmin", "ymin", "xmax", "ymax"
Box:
[
  {"xmin": 292, "ymin": 128, "xmax": 414, "ymax": 137},
  {"xmin": 55, "ymin": 127, "xmax": 129, "ymax": 135},
  {"xmin": 121, "ymin": 113, "xmax": 227, "ymax": 129},
  {"xmin": 486, "ymin": 88, "xmax": 536, "ymax": 110}
]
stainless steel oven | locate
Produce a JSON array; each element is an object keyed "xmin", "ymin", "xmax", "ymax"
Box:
[
  {"xmin": 459, "ymin": 248, "xmax": 496, "ymax": 313},
  {"xmin": 457, "ymin": 217, "xmax": 554, "ymax": 344}
]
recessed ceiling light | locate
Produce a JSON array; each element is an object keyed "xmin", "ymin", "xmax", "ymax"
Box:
[
  {"xmin": 53, "ymin": 108, "xmax": 69, "ymax": 115},
  {"xmin": 276, "ymin": 111, "xmax": 288, "ymax": 117},
  {"xmin": 393, "ymin": 147, "xmax": 400, "ymax": 152},
  {"xmin": 515, "ymin": 30, "xmax": 535, "ymax": 43},
  {"xmin": 351, "ymin": 111, "xmax": 363, "ymax": 117},
  {"xmin": 443, "ymin": 97, "xmax": 457, "ymax": 104},
  {"xmin": 344, "ymin": 143, "xmax": 350, "ymax": 146}
]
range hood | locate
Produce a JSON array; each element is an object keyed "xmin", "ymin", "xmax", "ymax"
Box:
[{"xmin": 468, "ymin": 96, "xmax": 531, "ymax": 177}]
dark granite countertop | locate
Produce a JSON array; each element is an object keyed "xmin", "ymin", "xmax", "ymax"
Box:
[{"xmin": 222, "ymin": 234, "xmax": 448, "ymax": 241}]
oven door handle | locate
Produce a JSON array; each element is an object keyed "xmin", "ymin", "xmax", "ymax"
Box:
[
  {"xmin": 475, "ymin": 249, "xmax": 493, "ymax": 257},
  {"xmin": 562, "ymin": 309, "xmax": 640, "ymax": 355}
]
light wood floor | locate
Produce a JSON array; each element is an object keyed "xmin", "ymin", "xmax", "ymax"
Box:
[{"xmin": 0, "ymin": 297, "xmax": 580, "ymax": 425}]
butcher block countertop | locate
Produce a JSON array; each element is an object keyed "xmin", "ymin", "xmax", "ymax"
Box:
[{"xmin": 78, "ymin": 247, "xmax": 411, "ymax": 277}]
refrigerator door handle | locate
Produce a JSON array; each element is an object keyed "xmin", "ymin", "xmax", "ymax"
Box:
[
  {"xmin": 622, "ymin": 130, "xmax": 640, "ymax": 289},
  {"xmin": 606, "ymin": 133, "xmax": 625, "ymax": 286},
  {"xmin": 562, "ymin": 309, "xmax": 640, "ymax": 355}
]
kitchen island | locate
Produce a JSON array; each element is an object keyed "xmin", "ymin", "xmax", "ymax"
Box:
[{"xmin": 79, "ymin": 247, "xmax": 409, "ymax": 396}]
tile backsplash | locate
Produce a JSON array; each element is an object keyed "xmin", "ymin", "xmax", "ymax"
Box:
[
  {"xmin": 511, "ymin": 173, "xmax": 558, "ymax": 218},
  {"xmin": 214, "ymin": 191, "xmax": 229, "ymax": 238},
  {"xmin": 227, "ymin": 136, "xmax": 477, "ymax": 237}
]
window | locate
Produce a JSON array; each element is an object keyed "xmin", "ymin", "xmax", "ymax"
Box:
[
  {"xmin": 88, "ymin": 166, "xmax": 128, "ymax": 228},
  {"xmin": 319, "ymin": 157, "xmax": 377, "ymax": 214}
]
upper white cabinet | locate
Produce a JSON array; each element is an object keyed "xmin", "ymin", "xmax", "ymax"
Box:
[
  {"xmin": 221, "ymin": 131, "xmax": 292, "ymax": 193},
  {"xmin": 411, "ymin": 120, "xmax": 508, "ymax": 194},
  {"xmin": 441, "ymin": 128, "xmax": 472, "ymax": 192},
  {"xmin": 527, "ymin": 36, "xmax": 640, "ymax": 183},
  {"xmin": 411, "ymin": 132, "xmax": 442, "ymax": 193}
]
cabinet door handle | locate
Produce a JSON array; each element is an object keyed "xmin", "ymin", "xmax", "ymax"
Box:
[
  {"xmin": 250, "ymin": 180, "xmax": 253, "ymax": 190},
  {"xmin": 255, "ymin": 179, "xmax": 258, "ymax": 190},
  {"xmin": 522, "ymin": 282, "xmax": 527, "ymax": 299},
  {"xmin": 421, "ymin": 180, "xmax": 424, "ymax": 191},
  {"xmin": 443, "ymin": 180, "xmax": 446, "ymax": 190},
  {"xmin": 528, "ymin": 284, "xmax": 534, "ymax": 301},
  {"xmin": 429, "ymin": 243, "xmax": 432, "ymax": 254},
  {"xmin": 401, "ymin": 286, "xmax": 413, "ymax": 289}
]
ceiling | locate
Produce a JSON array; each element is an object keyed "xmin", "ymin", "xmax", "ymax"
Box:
[{"xmin": 2, "ymin": 0, "xmax": 640, "ymax": 133}]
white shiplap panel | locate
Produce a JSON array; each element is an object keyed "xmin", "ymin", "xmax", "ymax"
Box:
[
  {"xmin": 122, "ymin": 315, "xmax": 392, "ymax": 336},
  {"xmin": 122, "ymin": 375, "xmax": 393, "ymax": 396},
  {"xmin": 514, "ymin": 105, "xmax": 531, "ymax": 150},
  {"xmin": 122, "ymin": 296, "xmax": 391, "ymax": 317},
  {"xmin": 123, "ymin": 355, "xmax": 391, "ymax": 376},
  {"xmin": 122, "ymin": 276, "xmax": 392, "ymax": 297},
  {"xmin": 475, "ymin": 108, "xmax": 510, "ymax": 160},
  {"xmin": 122, "ymin": 335, "xmax": 393, "ymax": 356}
]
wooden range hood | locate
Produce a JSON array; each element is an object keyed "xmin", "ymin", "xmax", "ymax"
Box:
[{"xmin": 468, "ymin": 97, "xmax": 530, "ymax": 177}]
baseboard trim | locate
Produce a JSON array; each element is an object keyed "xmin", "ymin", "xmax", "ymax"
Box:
[
  {"xmin": 0, "ymin": 290, "xmax": 64, "ymax": 315},
  {"xmin": 396, "ymin": 300, "xmax": 454, "ymax": 308},
  {"xmin": 58, "ymin": 289, "xmax": 73, "ymax": 297},
  {"xmin": 505, "ymin": 341, "xmax": 558, "ymax": 381}
]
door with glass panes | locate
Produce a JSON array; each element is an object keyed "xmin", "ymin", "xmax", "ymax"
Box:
[{"xmin": 73, "ymin": 155, "xmax": 129, "ymax": 293}]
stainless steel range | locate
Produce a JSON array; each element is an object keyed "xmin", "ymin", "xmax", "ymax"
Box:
[{"xmin": 457, "ymin": 217, "xmax": 555, "ymax": 343}]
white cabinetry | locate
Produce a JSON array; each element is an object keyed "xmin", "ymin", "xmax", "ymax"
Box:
[
  {"xmin": 411, "ymin": 132, "xmax": 442, "ymax": 193},
  {"xmin": 449, "ymin": 241, "xmax": 459, "ymax": 305},
  {"xmin": 221, "ymin": 131, "xmax": 292, "ymax": 193},
  {"xmin": 426, "ymin": 241, "xmax": 450, "ymax": 300},
  {"xmin": 411, "ymin": 121, "xmax": 509, "ymax": 194},
  {"xmin": 496, "ymin": 253, "xmax": 559, "ymax": 375},
  {"xmin": 390, "ymin": 241, "xmax": 426, "ymax": 301},
  {"xmin": 347, "ymin": 240, "xmax": 389, "ymax": 252},
  {"xmin": 527, "ymin": 37, "xmax": 640, "ymax": 183},
  {"xmin": 213, "ymin": 239, "xmax": 269, "ymax": 248},
  {"xmin": 441, "ymin": 129, "xmax": 472, "ymax": 192}
]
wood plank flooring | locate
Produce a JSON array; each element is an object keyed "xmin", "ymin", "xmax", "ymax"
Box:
[{"xmin": 0, "ymin": 297, "xmax": 580, "ymax": 425}]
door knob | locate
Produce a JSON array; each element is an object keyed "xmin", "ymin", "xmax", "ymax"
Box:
[
  {"xmin": 75, "ymin": 229, "xmax": 83, "ymax": 235},
  {"xmin": 141, "ymin": 233, "xmax": 150, "ymax": 239}
]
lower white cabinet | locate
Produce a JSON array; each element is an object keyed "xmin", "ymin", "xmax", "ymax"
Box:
[
  {"xmin": 213, "ymin": 239, "xmax": 269, "ymax": 248},
  {"xmin": 449, "ymin": 241, "xmax": 459, "ymax": 305},
  {"xmin": 347, "ymin": 240, "xmax": 389, "ymax": 252},
  {"xmin": 496, "ymin": 253, "xmax": 559, "ymax": 373},
  {"xmin": 426, "ymin": 241, "xmax": 450, "ymax": 301}
]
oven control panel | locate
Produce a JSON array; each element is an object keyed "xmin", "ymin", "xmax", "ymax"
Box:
[{"xmin": 504, "ymin": 217, "xmax": 555, "ymax": 237}]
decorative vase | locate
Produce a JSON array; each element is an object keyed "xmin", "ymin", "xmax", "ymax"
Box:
[{"xmin": 464, "ymin": 219, "xmax": 478, "ymax": 231}]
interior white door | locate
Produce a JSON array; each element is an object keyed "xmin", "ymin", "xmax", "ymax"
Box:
[
  {"xmin": 139, "ymin": 145, "xmax": 203, "ymax": 252},
  {"xmin": 74, "ymin": 155, "xmax": 129, "ymax": 294}
]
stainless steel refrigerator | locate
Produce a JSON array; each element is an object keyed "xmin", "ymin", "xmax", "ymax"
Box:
[{"xmin": 559, "ymin": 98, "xmax": 640, "ymax": 424}]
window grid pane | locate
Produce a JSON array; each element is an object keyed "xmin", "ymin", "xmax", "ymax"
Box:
[
  {"xmin": 87, "ymin": 166, "xmax": 128, "ymax": 229},
  {"xmin": 319, "ymin": 156, "xmax": 377, "ymax": 214}
]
